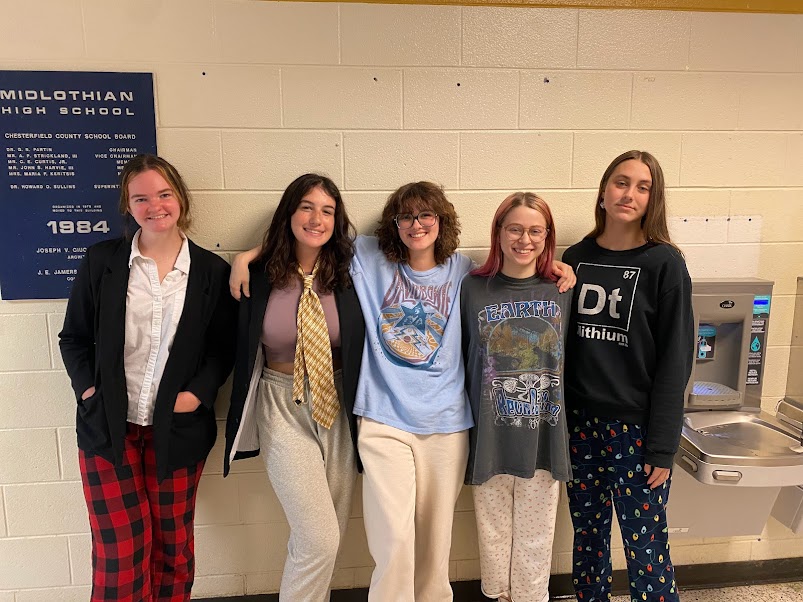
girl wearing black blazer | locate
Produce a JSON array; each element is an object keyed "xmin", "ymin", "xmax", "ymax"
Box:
[
  {"xmin": 225, "ymin": 174, "xmax": 365, "ymax": 602},
  {"xmin": 59, "ymin": 154, "xmax": 236, "ymax": 602}
]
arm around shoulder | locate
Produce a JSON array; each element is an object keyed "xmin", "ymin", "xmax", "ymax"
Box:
[{"xmin": 229, "ymin": 245, "xmax": 260, "ymax": 300}]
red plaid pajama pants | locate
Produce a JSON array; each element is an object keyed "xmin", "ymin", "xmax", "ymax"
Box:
[{"xmin": 79, "ymin": 423, "xmax": 204, "ymax": 602}]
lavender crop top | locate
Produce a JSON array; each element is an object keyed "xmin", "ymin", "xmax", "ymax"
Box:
[{"xmin": 261, "ymin": 276, "xmax": 341, "ymax": 364}]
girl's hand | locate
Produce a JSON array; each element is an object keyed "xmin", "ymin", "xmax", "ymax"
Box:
[
  {"xmin": 645, "ymin": 464, "xmax": 671, "ymax": 489},
  {"xmin": 229, "ymin": 246, "xmax": 260, "ymax": 300},
  {"xmin": 551, "ymin": 260, "xmax": 577, "ymax": 293},
  {"xmin": 81, "ymin": 386, "xmax": 96, "ymax": 401},
  {"xmin": 174, "ymin": 391, "xmax": 202, "ymax": 413}
]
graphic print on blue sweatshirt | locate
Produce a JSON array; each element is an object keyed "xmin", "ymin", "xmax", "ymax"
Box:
[
  {"xmin": 479, "ymin": 298, "xmax": 563, "ymax": 429},
  {"xmin": 575, "ymin": 262, "xmax": 641, "ymax": 349},
  {"xmin": 378, "ymin": 266, "xmax": 452, "ymax": 368}
]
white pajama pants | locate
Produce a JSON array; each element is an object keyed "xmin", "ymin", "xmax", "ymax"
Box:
[{"xmin": 473, "ymin": 471, "xmax": 560, "ymax": 602}]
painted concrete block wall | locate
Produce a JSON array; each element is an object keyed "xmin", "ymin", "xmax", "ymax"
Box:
[{"xmin": 1, "ymin": 1, "xmax": 802, "ymax": 598}]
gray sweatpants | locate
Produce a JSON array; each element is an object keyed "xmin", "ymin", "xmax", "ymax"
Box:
[{"xmin": 256, "ymin": 367, "xmax": 357, "ymax": 602}]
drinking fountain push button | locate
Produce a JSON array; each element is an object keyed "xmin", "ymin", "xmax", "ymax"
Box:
[{"xmin": 712, "ymin": 470, "xmax": 742, "ymax": 483}]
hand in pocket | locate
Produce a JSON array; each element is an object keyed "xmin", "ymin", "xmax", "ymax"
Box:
[{"xmin": 174, "ymin": 391, "xmax": 202, "ymax": 413}]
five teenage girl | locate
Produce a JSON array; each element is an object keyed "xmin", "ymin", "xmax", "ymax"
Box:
[{"xmin": 62, "ymin": 148, "xmax": 692, "ymax": 602}]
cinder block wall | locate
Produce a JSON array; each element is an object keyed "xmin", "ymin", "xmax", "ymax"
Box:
[{"xmin": 1, "ymin": 1, "xmax": 802, "ymax": 599}]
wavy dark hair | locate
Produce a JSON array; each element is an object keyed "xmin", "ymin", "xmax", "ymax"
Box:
[
  {"xmin": 255, "ymin": 174, "xmax": 355, "ymax": 293},
  {"xmin": 118, "ymin": 154, "xmax": 192, "ymax": 235},
  {"xmin": 588, "ymin": 150, "xmax": 682, "ymax": 255},
  {"xmin": 375, "ymin": 181, "xmax": 460, "ymax": 265}
]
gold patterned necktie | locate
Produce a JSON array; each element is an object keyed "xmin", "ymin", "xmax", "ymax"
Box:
[{"xmin": 292, "ymin": 262, "xmax": 340, "ymax": 429}]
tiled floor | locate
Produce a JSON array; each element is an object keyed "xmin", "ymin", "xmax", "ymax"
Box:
[
  {"xmin": 200, "ymin": 581, "xmax": 803, "ymax": 601},
  {"xmin": 607, "ymin": 581, "xmax": 803, "ymax": 601}
]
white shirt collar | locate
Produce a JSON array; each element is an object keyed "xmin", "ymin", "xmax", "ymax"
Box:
[{"xmin": 128, "ymin": 229, "xmax": 191, "ymax": 274}]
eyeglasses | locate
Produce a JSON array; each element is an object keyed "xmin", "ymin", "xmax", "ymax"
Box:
[
  {"xmin": 502, "ymin": 224, "xmax": 549, "ymax": 242},
  {"xmin": 394, "ymin": 211, "xmax": 438, "ymax": 229}
]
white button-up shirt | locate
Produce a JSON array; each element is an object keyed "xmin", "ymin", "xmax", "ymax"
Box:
[{"xmin": 124, "ymin": 231, "xmax": 191, "ymax": 425}]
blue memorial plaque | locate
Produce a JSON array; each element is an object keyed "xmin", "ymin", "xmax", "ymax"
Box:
[{"xmin": 0, "ymin": 71, "xmax": 156, "ymax": 300}]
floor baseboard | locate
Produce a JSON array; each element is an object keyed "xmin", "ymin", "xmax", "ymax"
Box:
[{"xmin": 195, "ymin": 556, "xmax": 803, "ymax": 601}]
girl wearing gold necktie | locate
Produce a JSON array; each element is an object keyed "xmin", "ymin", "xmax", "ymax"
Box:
[{"xmin": 224, "ymin": 174, "xmax": 365, "ymax": 602}]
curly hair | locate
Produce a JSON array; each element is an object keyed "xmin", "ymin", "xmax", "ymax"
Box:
[
  {"xmin": 118, "ymin": 154, "xmax": 192, "ymax": 236},
  {"xmin": 256, "ymin": 174, "xmax": 355, "ymax": 293},
  {"xmin": 374, "ymin": 181, "xmax": 461, "ymax": 265}
]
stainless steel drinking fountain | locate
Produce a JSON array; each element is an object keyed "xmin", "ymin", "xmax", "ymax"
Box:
[
  {"xmin": 668, "ymin": 279, "xmax": 803, "ymax": 538},
  {"xmin": 770, "ymin": 277, "xmax": 803, "ymax": 534}
]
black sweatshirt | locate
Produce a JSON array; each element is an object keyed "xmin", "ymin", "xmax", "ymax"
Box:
[{"xmin": 562, "ymin": 238, "xmax": 694, "ymax": 468}]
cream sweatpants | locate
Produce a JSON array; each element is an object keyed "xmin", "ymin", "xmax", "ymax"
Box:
[{"xmin": 358, "ymin": 417, "xmax": 469, "ymax": 602}]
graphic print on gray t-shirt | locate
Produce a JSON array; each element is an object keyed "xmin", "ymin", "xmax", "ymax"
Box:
[
  {"xmin": 481, "ymin": 298, "xmax": 563, "ymax": 428},
  {"xmin": 462, "ymin": 274, "xmax": 572, "ymax": 485}
]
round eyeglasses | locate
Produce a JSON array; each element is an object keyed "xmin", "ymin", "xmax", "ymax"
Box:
[
  {"xmin": 503, "ymin": 224, "xmax": 549, "ymax": 242},
  {"xmin": 394, "ymin": 211, "xmax": 438, "ymax": 229}
]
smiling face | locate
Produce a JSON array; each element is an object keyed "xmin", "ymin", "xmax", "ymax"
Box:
[
  {"xmin": 290, "ymin": 185, "xmax": 336, "ymax": 257},
  {"xmin": 396, "ymin": 202, "xmax": 440, "ymax": 262},
  {"xmin": 499, "ymin": 205, "xmax": 548, "ymax": 278},
  {"xmin": 126, "ymin": 169, "xmax": 182, "ymax": 236},
  {"xmin": 601, "ymin": 159, "xmax": 652, "ymax": 227}
]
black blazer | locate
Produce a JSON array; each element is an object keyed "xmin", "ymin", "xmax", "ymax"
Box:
[
  {"xmin": 59, "ymin": 236, "xmax": 237, "ymax": 481},
  {"xmin": 224, "ymin": 259, "xmax": 366, "ymax": 476}
]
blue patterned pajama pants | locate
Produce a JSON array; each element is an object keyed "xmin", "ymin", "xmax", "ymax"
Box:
[{"xmin": 566, "ymin": 411, "xmax": 679, "ymax": 602}]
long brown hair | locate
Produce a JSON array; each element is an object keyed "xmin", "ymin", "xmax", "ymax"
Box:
[
  {"xmin": 587, "ymin": 150, "xmax": 682, "ymax": 255},
  {"xmin": 118, "ymin": 154, "xmax": 192, "ymax": 235},
  {"xmin": 375, "ymin": 181, "xmax": 460, "ymax": 265},
  {"xmin": 256, "ymin": 174, "xmax": 355, "ymax": 293}
]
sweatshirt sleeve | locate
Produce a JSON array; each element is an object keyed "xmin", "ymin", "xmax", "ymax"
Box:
[{"xmin": 644, "ymin": 257, "xmax": 694, "ymax": 468}]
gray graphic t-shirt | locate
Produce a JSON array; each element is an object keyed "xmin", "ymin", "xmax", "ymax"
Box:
[{"xmin": 461, "ymin": 273, "xmax": 572, "ymax": 485}]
